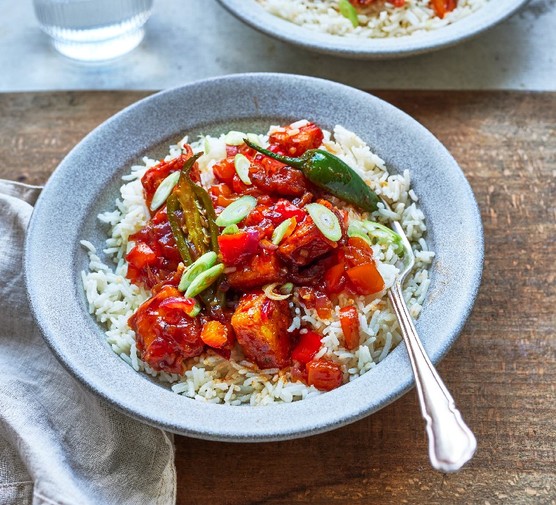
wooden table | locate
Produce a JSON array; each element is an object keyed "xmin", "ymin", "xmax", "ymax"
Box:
[{"xmin": 2, "ymin": 91, "xmax": 554, "ymax": 504}]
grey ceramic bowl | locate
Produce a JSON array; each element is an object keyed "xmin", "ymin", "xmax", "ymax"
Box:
[
  {"xmin": 217, "ymin": 0, "xmax": 529, "ymax": 59},
  {"xmin": 25, "ymin": 73, "xmax": 483, "ymax": 441}
]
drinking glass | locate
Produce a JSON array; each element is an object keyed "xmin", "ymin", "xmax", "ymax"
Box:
[{"xmin": 33, "ymin": 0, "xmax": 154, "ymax": 62}]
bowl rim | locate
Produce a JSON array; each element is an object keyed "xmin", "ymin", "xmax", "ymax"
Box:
[
  {"xmin": 25, "ymin": 73, "xmax": 484, "ymax": 441},
  {"xmin": 216, "ymin": 0, "xmax": 530, "ymax": 59}
]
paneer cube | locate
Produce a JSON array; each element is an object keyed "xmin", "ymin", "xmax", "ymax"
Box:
[
  {"xmin": 231, "ymin": 293, "xmax": 293, "ymax": 369},
  {"xmin": 278, "ymin": 214, "xmax": 337, "ymax": 266},
  {"xmin": 226, "ymin": 250, "xmax": 285, "ymax": 290}
]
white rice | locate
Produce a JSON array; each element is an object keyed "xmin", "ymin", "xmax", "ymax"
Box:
[
  {"xmin": 257, "ymin": 0, "xmax": 487, "ymax": 38},
  {"xmin": 81, "ymin": 124, "xmax": 434, "ymax": 405}
]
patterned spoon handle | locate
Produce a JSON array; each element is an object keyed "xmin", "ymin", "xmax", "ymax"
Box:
[{"xmin": 388, "ymin": 281, "xmax": 477, "ymax": 472}]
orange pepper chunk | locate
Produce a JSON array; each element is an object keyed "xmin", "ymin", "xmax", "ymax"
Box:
[
  {"xmin": 346, "ymin": 262, "xmax": 384, "ymax": 296},
  {"xmin": 339, "ymin": 305, "xmax": 360, "ymax": 350},
  {"xmin": 430, "ymin": 0, "xmax": 457, "ymax": 18},
  {"xmin": 201, "ymin": 320, "xmax": 228, "ymax": 349},
  {"xmin": 306, "ymin": 359, "xmax": 343, "ymax": 391}
]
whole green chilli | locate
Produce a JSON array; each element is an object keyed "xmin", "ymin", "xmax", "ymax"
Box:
[
  {"xmin": 166, "ymin": 153, "xmax": 225, "ymax": 315},
  {"xmin": 244, "ymin": 139, "xmax": 380, "ymax": 213}
]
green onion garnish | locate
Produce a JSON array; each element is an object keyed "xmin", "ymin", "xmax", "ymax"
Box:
[
  {"xmin": 184, "ymin": 300, "xmax": 202, "ymax": 317},
  {"xmin": 280, "ymin": 282, "xmax": 294, "ymax": 295},
  {"xmin": 224, "ymin": 131, "xmax": 245, "ymax": 146},
  {"xmin": 185, "ymin": 263, "xmax": 225, "ymax": 298},
  {"xmin": 150, "ymin": 171, "xmax": 180, "ymax": 212},
  {"xmin": 306, "ymin": 203, "xmax": 342, "ymax": 242},
  {"xmin": 347, "ymin": 220, "xmax": 373, "ymax": 245},
  {"xmin": 338, "ymin": 0, "xmax": 359, "ymax": 28},
  {"xmin": 215, "ymin": 195, "xmax": 257, "ymax": 227},
  {"xmin": 364, "ymin": 221, "xmax": 405, "ymax": 255},
  {"xmin": 271, "ymin": 217, "xmax": 297, "ymax": 245},
  {"xmin": 178, "ymin": 251, "xmax": 218, "ymax": 292},
  {"xmin": 221, "ymin": 224, "xmax": 240, "ymax": 235},
  {"xmin": 234, "ymin": 153, "xmax": 252, "ymax": 186}
]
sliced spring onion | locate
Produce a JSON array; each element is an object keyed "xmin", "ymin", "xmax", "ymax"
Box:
[
  {"xmin": 178, "ymin": 251, "xmax": 218, "ymax": 292},
  {"xmin": 215, "ymin": 195, "xmax": 257, "ymax": 227},
  {"xmin": 263, "ymin": 282, "xmax": 292, "ymax": 301},
  {"xmin": 271, "ymin": 217, "xmax": 297, "ymax": 245},
  {"xmin": 338, "ymin": 0, "xmax": 359, "ymax": 27},
  {"xmin": 280, "ymin": 282, "xmax": 294, "ymax": 295},
  {"xmin": 221, "ymin": 224, "xmax": 240, "ymax": 235},
  {"xmin": 150, "ymin": 171, "xmax": 180, "ymax": 212},
  {"xmin": 347, "ymin": 220, "xmax": 372, "ymax": 246},
  {"xmin": 289, "ymin": 119, "xmax": 309, "ymax": 129},
  {"xmin": 305, "ymin": 203, "xmax": 342, "ymax": 242},
  {"xmin": 185, "ymin": 263, "xmax": 225, "ymax": 298},
  {"xmin": 347, "ymin": 220, "xmax": 367, "ymax": 236},
  {"xmin": 234, "ymin": 153, "xmax": 252, "ymax": 185},
  {"xmin": 246, "ymin": 133, "xmax": 262, "ymax": 146},
  {"xmin": 184, "ymin": 299, "xmax": 202, "ymax": 317},
  {"xmin": 363, "ymin": 221, "xmax": 405, "ymax": 256},
  {"xmin": 224, "ymin": 131, "xmax": 245, "ymax": 146}
]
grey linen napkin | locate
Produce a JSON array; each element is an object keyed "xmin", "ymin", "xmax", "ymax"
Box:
[{"xmin": 0, "ymin": 180, "xmax": 176, "ymax": 505}]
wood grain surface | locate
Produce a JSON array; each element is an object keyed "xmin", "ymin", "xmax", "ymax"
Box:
[{"xmin": 2, "ymin": 91, "xmax": 554, "ymax": 505}]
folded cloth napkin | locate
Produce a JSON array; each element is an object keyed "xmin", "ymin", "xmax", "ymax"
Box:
[{"xmin": 0, "ymin": 180, "xmax": 176, "ymax": 505}]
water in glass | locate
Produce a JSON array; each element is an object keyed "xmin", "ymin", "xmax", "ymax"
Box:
[{"xmin": 33, "ymin": 0, "xmax": 153, "ymax": 62}]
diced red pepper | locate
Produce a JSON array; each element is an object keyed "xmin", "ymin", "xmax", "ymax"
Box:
[
  {"xmin": 306, "ymin": 359, "xmax": 343, "ymax": 391},
  {"xmin": 291, "ymin": 330, "xmax": 322, "ymax": 364},
  {"xmin": 323, "ymin": 260, "xmax": 346, "ymax": 295},
  {"xmin": 345, "ymin": 236, "xmax": 374, "ymax": 267},
  {"xmin": 268, "ymin": 122, "xmax": 324, "ymax": 157},
  {"xmin": 212, "ymin": 158, "xmax": 236, "ymax": 186},
  {"xmin": 225, "ymin": 143, "xmax": 257, "ymax": 158},
  {"xmin": 218, "ymin": 230, "xmax": 260, "ymax": 266},
  {"xmin": 126, "ymin": 242, "xmax": 157, "ymax": 269},
  {"xmin": 201, "ymin": 320, "xmax": 228, "ymax": 349},
  {"xmin": 339, "ymin": 305, "xmax": 360, "ymax": 350},
  {"xmin": 346, "ymin": 262, "xmax": 384, "ymax": 295},
  {"xmin": 209, "ymin": 183, "xmax": 237, "ymax": 208},
  {"xmin": 430, "ymin": 0, "xmax": 457, "ymax": 18},
  {"xmin": 231, "ymin": 173, "xmax": 262, "ymax": 196},
  {"xmin": 273, "ymin": 199, "xmax": 307, "ymax": 223},
  {"xmin": 158, "ymin": 296, "xmax": 199, "ymax": 317}
]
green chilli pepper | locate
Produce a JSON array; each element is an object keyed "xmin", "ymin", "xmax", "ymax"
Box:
[
  {"xmin": 167, "ymin": 193, "xmax": 193, "ymax": 265},
  {"xmin": 191, "ymin": 183, "xmax": 220, "ymax": 253},
  {"xmin": 175, "ymin": 153, "xmax": 209, "ymax": 259},
  {"xmin": 244, "ymin": 139, "xmax": 379, "ymax": 213},
  {"xmin": 166, "ymin": 153, "xmax": 225, "ymax": 314}
]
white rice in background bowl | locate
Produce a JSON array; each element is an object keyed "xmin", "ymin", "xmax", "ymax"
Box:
[
  {"xmin": 257, "ymin": 0, "xmax": 488, "ymax": 38},
  {"xmin": 81, "ymin": 124, "xmax": 434, "ymax": 406}
]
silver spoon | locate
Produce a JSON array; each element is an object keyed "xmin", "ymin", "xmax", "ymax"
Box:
[{"xmin": 385, "ymin": 209, "xmax": 477, "ymax": 472}]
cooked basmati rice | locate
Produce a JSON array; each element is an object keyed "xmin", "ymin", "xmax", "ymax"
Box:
[
  {"xmin": 257, "ymin": 0, "xmax": 487, "ymax": 38},
  {"xmin": 81, "ymin": 124, "xmax": 434, "ymax": 405}
]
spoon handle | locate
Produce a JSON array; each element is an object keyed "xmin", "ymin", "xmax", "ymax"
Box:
[{"xmin": 388, "ymin": 282, "xmax": 477, "ymax": 472}]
